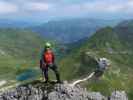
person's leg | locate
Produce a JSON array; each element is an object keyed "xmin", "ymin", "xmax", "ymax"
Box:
[
  {"xmin": 43, "ymin": 66, "xmax": 49, "ymax": 82},
  {"xmin": 50, "ymin": 64, "xmax": 61, "ymax": 82},
  {"xmin": 40, "ymin": 60, "xmax": 44, "ymax": 80}
]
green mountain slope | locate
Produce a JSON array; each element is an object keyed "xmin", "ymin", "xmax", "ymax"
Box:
[
  {"xmin": 0, "ymin": 28, "xmax": 45, "ymax": 80},
  {"xmin": 59, "ymin": 24, "xmax": 133, "ymax": 99}
]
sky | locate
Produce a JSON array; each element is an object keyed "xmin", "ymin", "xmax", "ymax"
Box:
[{"xmin": 0, "ymin": 0, "xmax": 133, "ymax": 21}]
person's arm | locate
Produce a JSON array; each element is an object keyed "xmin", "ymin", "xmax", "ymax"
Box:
[
  {"xmin": 40, "ymin": 49, "xmax": 44, "ymax": 61},
  {"xmin": 40, "ymin": 49, "xmax": 46, "ymax": 68}
]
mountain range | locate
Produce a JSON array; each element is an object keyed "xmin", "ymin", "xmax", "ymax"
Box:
[
  {"xmin": 0, "ymin": 19, "xmax": 133, "ymax": 99},
  {"xmin": 31, "ymin": 18, "xmax": 119, "ymax": 43},
  {"xmin": 0, "ymin": 19, "xmax": 41, "ymax": 28}
]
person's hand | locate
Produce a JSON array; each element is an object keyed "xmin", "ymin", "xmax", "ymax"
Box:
[
  {"xmin": 44, "ymin": 63, "xmax": 46, "ymax": 68},
  {"xmin": 42, "ymin": 62, "xmax": 47, "ymax": 69}
]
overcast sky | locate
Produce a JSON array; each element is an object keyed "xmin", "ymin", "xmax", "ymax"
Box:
[{"xmin": 0, "ymin": 0, "xmax": 133, "ymax": 21}]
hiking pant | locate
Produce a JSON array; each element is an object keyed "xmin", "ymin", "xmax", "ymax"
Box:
[{"xmin": 40, "ymin": 61, "xmax": 60, "ymax": 82}]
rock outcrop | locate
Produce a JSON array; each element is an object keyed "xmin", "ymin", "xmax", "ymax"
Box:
[
  {"xmin": 0, "ymin": 80, "xmax": 128, "ymax": 100},
  {"xmin": 110, "ymin": 91, "xmax": 128, "ymax": 100}
]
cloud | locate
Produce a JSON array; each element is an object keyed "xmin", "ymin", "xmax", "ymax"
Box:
[
  {"xmin": 82, "ymin": 0, "xmax": 133, "ymax": 13},
  {"xmin": 24, "ymin": 2, "xmax": 53, "ymax": 12},
  {"xmin": 0, "ymin": 1, "xmax": 18, "ymax": 14},
  {"xmin": 43, "ymin": 0, "xmax": 133, "ymax": 19},
  {"xmin": 0, "ymin": 0, "xmax": 133, "ymax": 19},
  {"xmin": 53, "ymin": 0, "xmax": 133, "ymax": 18}
]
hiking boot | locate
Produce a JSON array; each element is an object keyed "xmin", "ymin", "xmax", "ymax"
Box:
[
  {"xmin": 44, "ymin": 80, "xmax": 49, "ymax": 83},
  {"xmin": 56, "ymin": 80, "xmax": 62, "ymax": 84}
]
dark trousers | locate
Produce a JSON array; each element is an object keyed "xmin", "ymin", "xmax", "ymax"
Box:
[{"xmin": 40, "ymin": 61, "xmax": 60, "ymax": 82}]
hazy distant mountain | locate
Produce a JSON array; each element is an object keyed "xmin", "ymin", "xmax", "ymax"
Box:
[
  {"xmin": 31, "ymin": 18, "xmax": 119, "ymax": 43},
  {"xmin": 116, "ymin": 20, "xmax": 133, "ymax": 28},
  {"xmin": 0, "ymin": 19, "xmax": 39, "ymax": 28}
]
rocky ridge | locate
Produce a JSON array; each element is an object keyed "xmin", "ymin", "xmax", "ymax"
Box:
[{"xmin": 0, "ymin": 81, "xmax": 128, "ymax": 100}]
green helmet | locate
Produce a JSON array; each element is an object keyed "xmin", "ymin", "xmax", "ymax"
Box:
[{"xmin": 45, "ymin": 42, "xmax": 52, "ymax": 48}]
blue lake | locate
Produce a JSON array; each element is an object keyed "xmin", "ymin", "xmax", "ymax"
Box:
[{"xmin": 16, "ymin": 69, "xmax": 39, "ymax": 81}]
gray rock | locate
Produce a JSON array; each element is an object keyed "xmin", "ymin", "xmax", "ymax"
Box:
[
  {"xmin": 110, "ymin": 91, "xmax": 128, "ymax": 100},
  {"xmin": 0, "ymin": 81, "xmax": 128, "ymax": 100},
  {"xmin": 48, "ymin": 83, "xmax": 106, "ymax": 100}
]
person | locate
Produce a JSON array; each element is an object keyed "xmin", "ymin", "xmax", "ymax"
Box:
[{"xmin": 40, "ymin": 42, "xmax": 61, "ymax": 83}]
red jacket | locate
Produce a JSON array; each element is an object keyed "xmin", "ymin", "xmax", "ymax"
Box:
[{"xmin": 43, "ymin": 50, "xmax": 55, "ymax": 64}]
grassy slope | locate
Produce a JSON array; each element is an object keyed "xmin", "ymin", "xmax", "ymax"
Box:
[
  {"xmin": 0, "ymin": 28, "xmax": 46, "ymax": 80},
  {"xmin": 59, "ymin": 27, "xmax": 133, "ymax": 99}
]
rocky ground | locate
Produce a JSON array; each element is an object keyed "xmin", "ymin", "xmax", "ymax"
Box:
[{"xmin": 0, "ymin": 80, "xmax": 128, "ymax": 100}]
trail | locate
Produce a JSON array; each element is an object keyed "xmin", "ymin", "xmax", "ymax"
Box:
[{"xmin": 69, "ymin": 72, "xmax": 95, "ymax": 87}]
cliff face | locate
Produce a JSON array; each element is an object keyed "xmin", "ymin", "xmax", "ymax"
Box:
[{"xmin": 0, "ymin": 81, "xmax": 128, "ymax": 100}]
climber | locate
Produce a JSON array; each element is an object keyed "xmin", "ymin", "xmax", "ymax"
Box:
[
  {"xmin": 40, "ymin": 42, "xmax": 61, "ymax": 83},
  {"xmin": 95, "ymin": 57, "xmax": 110, "ymax": 77}
]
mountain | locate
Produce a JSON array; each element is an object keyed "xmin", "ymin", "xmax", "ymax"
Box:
[
  {"xmin": 59, "ymin": 21, "xmax": 133, "ymax": 99},
  {"xmin": 31, "ymin": 18, "xmax": 119, "ymax": 43},
  {"xmin": 116, "ymin": 20, "xmax": 133, "ymax": 28},
  {"xmin": 0, "ymin": 19, "xmax": 40, "ymax": 28},
  {"xmin": 115, "ymin": 20, "xmax": 133, "ymax": 49},
  {"xmin": 0, "ymin": 28, "xmax": 46, "ymax": 80}
]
